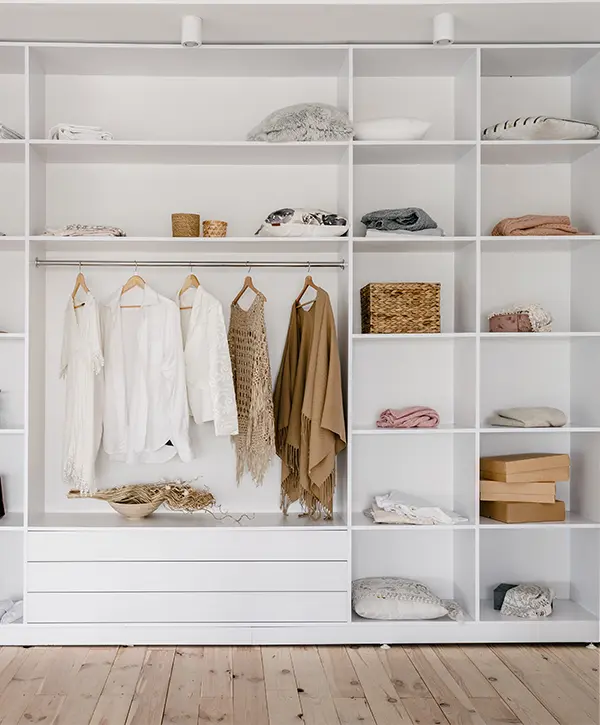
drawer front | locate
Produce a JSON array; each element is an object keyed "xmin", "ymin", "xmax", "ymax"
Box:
[
  {"xmin": 28, "ymin": 561, "xmax": 348, "ymax": 593},
  {"xmin": 27, "ymin": 592, "xmax": 348, "ymax": 624},
  {"xmin": 28, "ymin": 530, "xmax": 348, "ymax": 562}
]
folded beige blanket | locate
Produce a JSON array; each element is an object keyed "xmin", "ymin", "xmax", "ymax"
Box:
[
  {"xmin": 489, "ymin": 406, "xmax": 567, "ymax": 428},
  {"xmin": 492, "ymin": 214, "xmax": 586, "ymax": 236}
]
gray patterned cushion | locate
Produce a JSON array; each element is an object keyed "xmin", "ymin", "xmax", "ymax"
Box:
[
  {"xmin": 500, "ymin": 584, "xmax": 554, "ymax": 618},
  {"xmin": 352, "ymin": 577, "xmax": 465, "ymax": 621}
]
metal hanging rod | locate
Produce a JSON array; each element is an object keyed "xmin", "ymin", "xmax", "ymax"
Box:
[{"xmin": 35, "ymin": 258, "xmax": 346, "ymax": 270}]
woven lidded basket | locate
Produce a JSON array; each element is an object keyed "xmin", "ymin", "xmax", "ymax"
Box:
[
  {"xmin": 360, "ymin": 282, "xmax": 441, "ymax": 334},
  {"xmin": 203, "ymin": 220, "xmax": 228, "ymax": 238},
  {"xmin": 172, "ymin": 213, "xmax": 200, "ymax": 237}
]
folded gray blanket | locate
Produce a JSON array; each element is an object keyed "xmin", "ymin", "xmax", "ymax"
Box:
[
  {"xmin": 361, "ymin": 207, "xmax": 438, "ymax": 232},
  {"xmin": 489, "ymin": 406, "xmax": 567, "ymax": 428}
]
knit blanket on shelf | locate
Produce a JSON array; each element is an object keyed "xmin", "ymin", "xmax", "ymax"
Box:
[
  {"xmin": 491, "ymin": 214, "xmax": 585, "ymax": 236},
  {"xmin": 376, "ymin": 406, "xmax": 440, "ymax": 429},
  {"xmin": 488, "ymin": 406, "xmax": 567, "ymax": 428},
  {"xmin": 361, "ymin": 207, "xmax": 438, "ymax": 232}
]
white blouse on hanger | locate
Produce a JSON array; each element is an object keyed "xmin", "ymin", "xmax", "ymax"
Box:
[
  {"xmin": 102, "ymin": 284, "xmax": 193, "ymax": 464},
  {"xmin": 181, "ymin": 285, "xmax": 239, "ymax": 436},
  {"xmin": 60, "ymin": 291, "xmax": 104, "ymax": 495}
]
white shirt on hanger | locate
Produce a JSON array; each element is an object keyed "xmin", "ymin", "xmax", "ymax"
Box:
[
  {"xmin": 101, "ymin": 283, "xmax": 193, "ymax": 464},
  {"xmin": 181, "ymin": 285, "xmax": 239, "ymax": 436},
  {"xmin": 60, "ymin": 291, "xmax": 104, "ymax": 494}
]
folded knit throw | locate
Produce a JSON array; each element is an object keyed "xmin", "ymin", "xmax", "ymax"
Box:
[
  {"xmin": 361, "ymin": 207, "xmax": 438, "ymax": 233},
  {"xmin": 489, "ymin": 406, "xmax": 567, "ymax": 428},
  {"xmin": 377, "ymin": 406, "xmax": 440, "ymax": 429},
  {"xmin": 492, "ymin": 214, "xmax": 585, "ymax": 236}
]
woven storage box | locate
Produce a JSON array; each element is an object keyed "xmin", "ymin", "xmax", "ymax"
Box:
[
  {"xmin": 172, "ymin": 213, "xmax": 200, "ymax": 237},
  {"xmin": 203, "ymin": 220, "xmax": 228, "ymax": 237},
  {"xmin": 360, "ymin": 282, "xmax": 441, "ymax": 334}
]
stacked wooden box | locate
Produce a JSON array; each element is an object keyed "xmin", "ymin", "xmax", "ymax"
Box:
[{"xmin": 480, "ymin": 453, "xmax": 568, "ymax": 523}]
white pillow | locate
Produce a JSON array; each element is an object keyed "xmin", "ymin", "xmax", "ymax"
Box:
[
  {"xmin": 482, "ymin": 117, "xmax": 599, "ymax": 141},
  {"xmin": 352, "ymin": 577, "xmax": 464, "ymax": 621},
  {"xmin": 255, "ymin": 208, "xmax": 349, "ymax": 238},
  {"xmin": 354, "ymin": 118, "xmax": 431, "ymax": 141}
]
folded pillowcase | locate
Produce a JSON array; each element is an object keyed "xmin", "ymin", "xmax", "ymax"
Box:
[
  {"xmin": 354, "ymin": 117, "xmax": 431, "ymax": 141},
  {"xmin": 247, "ymin": 103, "xmax": 353, "ymax": 142},
  {"xmin": 500, "ymin": 584, "xmax": 554, "ymax": 619},
  {"xmin": 482, "ymin": 116, "xmax": 599, "ymax": 141},
  {"xmin": 255, "ymin": 208, "xmax": 349, "ymax": 238},
  {"xmin": 352, "ymin": 577, "xmax": 465, "ymax": 621}
]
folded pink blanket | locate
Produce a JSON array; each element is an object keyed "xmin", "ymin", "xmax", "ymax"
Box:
[{"xmin": 376, "ymin": 406, "xmax": 440, "ymax": 429}]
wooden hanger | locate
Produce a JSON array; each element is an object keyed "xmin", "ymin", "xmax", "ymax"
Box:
[
  {"xmin": 232, "ymin": 265, "xmax": 266, "ymax": 305},
  {"xmin": 71, "ymin": 265, "xmax": 89, "ymax": 309},
  {"xmin": 295, "ymin": 272, "xmax": 319, "ymax": 308},
  {"xmin": 120, "ymin": 263, "xmax": 146, "ymax": 309},
  {"xmin": 178, "ymin": 269, "xmax": 200, "ymax": 311}
]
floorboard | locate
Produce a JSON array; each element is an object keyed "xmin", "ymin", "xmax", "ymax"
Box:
[{"xmin": 0, "ymin": 645, "xmax": 595, "ymax": 725}]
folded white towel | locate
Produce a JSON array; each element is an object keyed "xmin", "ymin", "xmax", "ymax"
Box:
[
  {"xmin": 49, "ymin": 124, "xmax": 113, "ymax": 141},
  {"xmin": 367, "ymin": 491, "xmax": 468, "ymax": 526},
  {"xmin": 365, "ymin": 228, "xmax": 444, "ymax": 238}
]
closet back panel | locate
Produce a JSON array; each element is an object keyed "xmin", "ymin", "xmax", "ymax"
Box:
[
  {"xmin": 0, "ymin": 252, "xmax": 26, "ymax": 331},
  {"xmin": 0, "ymin": 437, "xmax": 24, "ymax": 514},
  {"xmin": 0, "ymin": 46, "xmax": 25, "ymax": 138},
  {"xmin": 0, "ymin": 163, "xmax": 25, "ymax": 236},
  {"xmin": 0, "ymin": 532, "xmax": 23, "ymax": 601},
  {"xmin": 36, "ymin": 258, "xmax": 344, "ymax": 514},
  {"xmin": 41, "ymin": 164, "xmax": 342, "ymax": 237}
]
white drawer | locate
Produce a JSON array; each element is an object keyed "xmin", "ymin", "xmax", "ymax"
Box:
[
  {"xmin": 27, "ymin": 592, "xmax": 348, "ymax": 623},
  {"xmin": 28, "ymin": 561, "xmax": 349, "ymax": 593},
  {"xmin": 28, "ymin": 529, "xmax": 348, "ymax": 562}
]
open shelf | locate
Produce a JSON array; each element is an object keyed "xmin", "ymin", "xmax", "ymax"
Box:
[
  {"xmin": 352, "ymin": 511, "xmax": 475, "ymax": 530},
  {"xmin": 0, "ymin": 512, "xmax": 24, "ymax": 530},
  {"xmin": 28, "ymin": 511, "xmax": 348, "ymax": 530},
  {"xmin": 480, "ymin": 513, "xmax": 599, "ymax": 529},
  {"xmin": 354, "ymin": 141, "xmax": 475, "ymax": 164},
  {"xmin": 479, "ymin": 598, "xmax": 596, "ymax": 623},
  {"xmin": 31, "ymin": 140, "xmax": 350, "ymax": 165}
]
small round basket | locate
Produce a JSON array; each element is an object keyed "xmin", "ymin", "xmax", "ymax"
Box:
[
  {"xmin": 172, "ymin": 213, "xmax": 200, "ymax": 237},
  {"xmin": 108, "ymin": 501, "xmax": 161, "ymax": 519},
  {"xmin": 203, "ymin": 220, "xmax": 228, "ymax": 238}
]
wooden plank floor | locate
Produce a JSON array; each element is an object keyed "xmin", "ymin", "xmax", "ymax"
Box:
[{"xmin": 0, "ymin": 645, "xmax": 597, "ymax": 724}]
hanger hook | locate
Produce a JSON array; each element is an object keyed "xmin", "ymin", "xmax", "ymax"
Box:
[
  {"xmin": 307, "ymin": 261, "xmax": 311, "ymax": 275},
  {"xmin": 134, "ymin": 261, "xmax": 138, "ymax": 275},
  {"xmin": 78, "ymin": 261, "xmax": 82, "ymax": 274},
  {"xmin": 189, "ymin": 262, "xmax": 193, "ymax": 275},
  {"xmin": 247, "ymin": 261, "xmax": 252, "ymax": 275}
]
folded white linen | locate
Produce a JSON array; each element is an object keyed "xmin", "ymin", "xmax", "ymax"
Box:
[
  {"xmin": 0, "ymin": 600, "xmax": 23, "ymax": 624},
  {"xmin": 365, "ymin": 228, "xmax": 445, "ymax": 238},
  {"xmin": 44, "ymin": 224, "xmax": 126, "ymax": 237},
  {"xmin": 367, "ymin": 491, "xmax": 468, "ymax": 526},
  {"xmin": 0, "ymin": 599, "xmax": 13, "ymax": 619},
  {"xmin": 0, "ymin": 124, "xmax": 23, "ymax": 140},
  {"xmin": 49, "ymin": 124, "xmax": 113, "ymax": 141}
]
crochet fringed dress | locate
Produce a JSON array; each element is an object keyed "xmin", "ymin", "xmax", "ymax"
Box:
[
  {"xmin": 274, "ymin": 287, "xmax": 346, "ymax": 519},
  {"xmin": 228, "ymin": 295, "xmax": 275, "ymax": 485}
]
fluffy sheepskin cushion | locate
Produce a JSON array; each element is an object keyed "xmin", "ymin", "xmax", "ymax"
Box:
[
  {"xmin": 354, "ymin": 117, "xmax": 431, "ymax": 141},
  {"xmin": 256, "ymin": 208, "xmax": 349, "ymax": 238},
  {"xmin": 482, "ymin": 116, "xmax": 599, "ymax": 141},
  {"xmin": 247, "ymin": 103, "xmax": 353, "ymax": 142},
  {"xmin": 352, "ymin": 577, "xmax": 465, "ymax": 621}
]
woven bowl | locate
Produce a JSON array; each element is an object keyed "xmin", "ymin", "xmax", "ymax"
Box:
[
  {"xmin": 203, "ymin": 220, "xmax": 228, "ymax": 237},
  {"xmin": 172, "ymin": 213, "xmax": 200, "ymax": 237},
  {"xmin": 108, "ymin": 501, "xmax": 161, "ymax": 519}
]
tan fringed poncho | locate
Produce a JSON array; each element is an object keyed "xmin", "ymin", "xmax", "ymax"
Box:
[{"xmin": 274, "ymin": 287, "xmax": 346, "ymax": 519}]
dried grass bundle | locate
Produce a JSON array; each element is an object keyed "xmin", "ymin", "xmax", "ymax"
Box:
[{"xmin": 68, "ymin": 482, "xmax": 215, "ymax": 513}]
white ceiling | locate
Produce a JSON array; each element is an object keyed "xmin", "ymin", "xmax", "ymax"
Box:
[{"xmin": 0, "ymin": 2, "xmax": 598, "ymax": 45}]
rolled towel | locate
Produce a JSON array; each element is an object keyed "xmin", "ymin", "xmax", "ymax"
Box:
[
  {"xmin": 376, "ymin": 406, "xmax": 440, "ymax": 429},
  {"xmin": 492, "ymin": 215, "xmax": 586, "ymax": 236},
  {"xmin": 489, "ymin": 406, "xmax": 567, "ymax": 428},
  {"xmin": 361, "ymin": 207, "xmax": 438, "ymax": 233}
]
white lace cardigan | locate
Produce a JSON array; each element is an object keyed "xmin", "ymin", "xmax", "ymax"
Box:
[{"xmin": 182, "ymin": 286, "xmax": 239, "ymax": 436}]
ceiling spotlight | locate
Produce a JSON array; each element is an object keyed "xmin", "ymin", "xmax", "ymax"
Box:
[
  {"xmin": 433, "ymin": 13, "xmax": 454, "ymax": 46},
  {"xmin": 181, "ymin": 15, "xmax": 202, "ymax": 47}
]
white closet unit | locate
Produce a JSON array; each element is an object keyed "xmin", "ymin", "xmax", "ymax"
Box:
[{"xmin": 0, "ymin": 42, "xmax": 599, "ymax": 645}]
